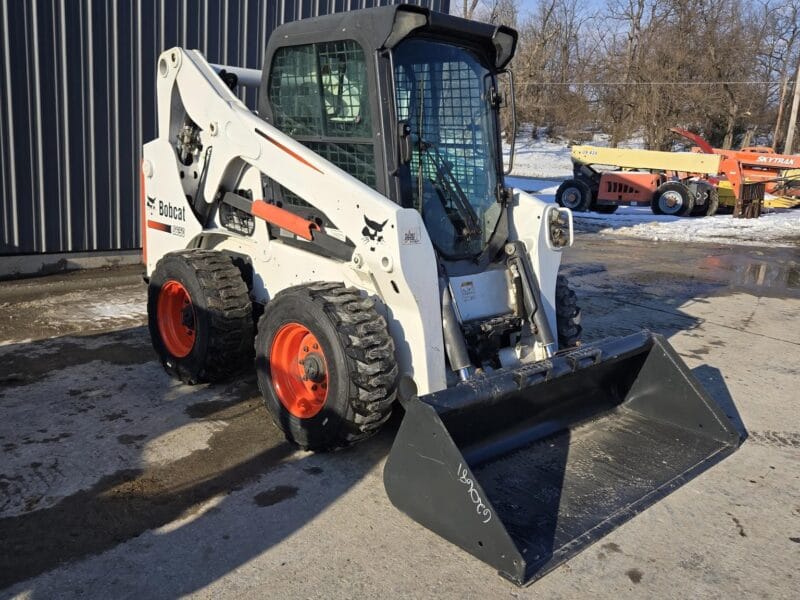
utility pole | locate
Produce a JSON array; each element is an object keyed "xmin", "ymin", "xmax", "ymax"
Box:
[
  {"xmin": 784, "ymin": 58, "xmax": 800, "ymax": 155},
  {"xmin": 773, "ymin": 77, "xmax": 789, "ymax": 149}
]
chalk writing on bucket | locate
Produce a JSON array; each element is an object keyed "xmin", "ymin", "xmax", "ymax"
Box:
[{"xmin": 457, "ymin": 463, "xmax": 492, "ymax": 523}]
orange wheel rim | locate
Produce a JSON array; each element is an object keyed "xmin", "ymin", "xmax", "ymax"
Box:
[
  {"xmin": 269, "ymin": 322, "xmax": 329, "ymax": 419},
  {"xmin": 157, "ymin": 280, "xmax": 196, "ymax": 358}
]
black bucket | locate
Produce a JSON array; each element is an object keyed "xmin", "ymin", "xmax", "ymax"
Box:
[{"xmin": 383, "ymin": 331, "xmax": 742, "ymax": 586}]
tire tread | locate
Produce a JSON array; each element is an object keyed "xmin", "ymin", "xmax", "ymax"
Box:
[
  {"xmin": 259, "ymin": 282, "xmax": 398, "ymax": 450},
  {"xmin": 151, "ymin": 249, "xmax": 253, "ymax": 384},
  {"xmin": 556, "ymin": 274, "xmax": 582, "ymax": 348}
]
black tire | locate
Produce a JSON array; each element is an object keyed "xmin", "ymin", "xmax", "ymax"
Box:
[
  {"xmin": 592, "ymin": 204, "xmax": 619, "ymax": 214},
  {"xmin": 147, "ymin": 250, "xmax": 254, "ymax": 384},
  {"xmin": 255, "ymin": 282, "xmax": 398, "ymax": 451},
  {"xmin": 556, "ymin": 179, "xmax": 593, "ymax": 212},
  {"xmin": 651, "ymin": 182, "xmax": 694, "ymax": 216},
  {"xmin": 555, "ymin": 274, "xmax": 582, "ymax": 348},
  {"xmin": 689, "ymin": 192, "xmax": 707, "ymax": 217},
  {"xmin": 704, "ymin": 186, "xmax": 719, "ymax": 216},
  {"xmin": 689, "ymin": 183, "xmax": 718, "ymax": 217}
]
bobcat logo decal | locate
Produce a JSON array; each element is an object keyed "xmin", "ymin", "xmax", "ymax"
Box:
[{"xmin": 362, "ymin": 216, "xmax": 388, "ymax": 251}]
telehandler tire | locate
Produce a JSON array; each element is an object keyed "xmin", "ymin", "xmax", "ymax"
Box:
[
  {"xmin": 651, "ymin": 181, "xmax": 694, "ymax": 216},
  {"xmin": 555, "ymin": 274, "xmax": 582, "ymax": 348},
  {"xmin": 555, "ymin": 179, "xmax": 593, "ymax": 212},
  {"xmin": 147, "ymin": 250, "xmax": 254, "ymax": 384},
  {"xmin": 255, "ymin": 282, "xmax": 398, "ymax": 451},
  {"xmin": 689, "ymin": 183, "xmax": 719, "ymax": 217},
  {"xmin": 704, "ymin": 186, "xmax": 719, "ymax": 216}
]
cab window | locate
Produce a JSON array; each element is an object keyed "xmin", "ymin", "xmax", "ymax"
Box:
[{"xmin": 269, "ymin": 40, "xmax": 371, "ymax": 139}]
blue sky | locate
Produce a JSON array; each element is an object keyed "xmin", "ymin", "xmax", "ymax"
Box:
[
  {"xmin": 518, "ymin": 0, "xmax": 546, "ymax": 10},
  {"xmin": 510, "ymin": 0, "xmax": 606, "ymax": 17}
]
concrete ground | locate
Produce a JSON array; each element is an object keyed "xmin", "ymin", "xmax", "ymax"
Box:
[{"xmin": 0, "ymin": 234, "xmax": 798, "ymax": 599}]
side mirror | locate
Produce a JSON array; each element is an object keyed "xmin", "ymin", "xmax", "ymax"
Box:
[{"xmin": 496, "ymin": 70, "xmax": 516, "ymax": 175}]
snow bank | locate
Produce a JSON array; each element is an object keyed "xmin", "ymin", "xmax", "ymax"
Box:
[
  {"xmin": 505, "ymin": 175, "xmax": 563, "ymax": 192},
  {"xmin": 572, "ymin": 207, "xmax": 800, "ymax": 247},
  {"xmin": 530, "ymin": 181, "xmax": 800, "ymax": 247},
  {"xmin": 506, "ymin": 138, "xmax": 573, "ymax": 178}
]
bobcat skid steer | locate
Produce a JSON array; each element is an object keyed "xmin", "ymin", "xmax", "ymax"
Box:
[{"xmin": 142, "ymin": 5, "xmax": 741, "ymax": 586}]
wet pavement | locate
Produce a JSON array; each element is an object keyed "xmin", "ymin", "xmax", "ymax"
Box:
[
  {"xmin": 0, "ymin": 266, "xmax": 146, "ymax": 345},
  {"xmin": 568, "ymin": 238, "xmax": 799, "ymax": 297},
  {"xmin": 0, "ymin": 235, "xmax": 798, "ymax": 599}
]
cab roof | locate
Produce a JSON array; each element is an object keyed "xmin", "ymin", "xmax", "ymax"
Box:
[{"xmin": 264, "ymin": 4, "xmax": 517, "ymax": 70}]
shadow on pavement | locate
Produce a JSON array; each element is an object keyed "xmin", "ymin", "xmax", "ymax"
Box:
[
  {"xmin": 0, "ymin": 326, "xmax": 391, "ymax": 597},
  {"xmin": 692, "ymin": 365, "xmax": 748, "ymax": 440}
]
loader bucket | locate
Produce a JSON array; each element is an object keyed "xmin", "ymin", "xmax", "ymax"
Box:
[{"xmin": 384, "ymin": 331, "xmax": 742, "ymax": 586}]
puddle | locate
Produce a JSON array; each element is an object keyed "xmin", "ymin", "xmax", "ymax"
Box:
[
  {"xmin": 696, "ymin": 250, "xmax": 799, "ymax": 297},
  {"xmin": 730, "ymin": 261, "xmax": 799, "ymax": 291}
]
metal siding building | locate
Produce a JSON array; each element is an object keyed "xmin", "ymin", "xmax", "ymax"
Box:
[{"xmin": 0, "ymin": 0, "xmax": 449, "ymax": 257}]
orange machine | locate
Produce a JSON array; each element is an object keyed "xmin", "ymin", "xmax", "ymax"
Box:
[
  {"xmin": 671, "ymin": 128, "xmax": 800, "ymax": 201},
  {"xmin": 560, "ymin": 145, "xmax": 726, "ymax": 216},
  {"xmin": 596, "ymin": 172, "xmax": 663, "ymax": 204}
]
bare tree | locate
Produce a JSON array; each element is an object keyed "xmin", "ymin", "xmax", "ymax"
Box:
[
  {"xmin": 477, "ymin": 0, "xmax": 520, "ymax": 27},
  {"xmin": 461, "ymin": 0, "xmax": 481, "ymax": 19},
  {"xmin": 762, "ymin": 0, "xmax": 800, "ymax": 148},
  {"xmin": 463, "ymin": 0, "xmax": 797, "ymax": 149},
  {"xmin": 512, "ymin": 0, "xmax": 594, "ymax": 138}
]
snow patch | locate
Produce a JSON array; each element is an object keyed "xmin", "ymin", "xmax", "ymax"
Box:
[
  {"xmin": 505, "ymin": 176, "xmax": 564, "ymax": 193},
  {"xmin": 506, "ymin": 138, "xmax": 573, "ymax": 178},
  {"xmin": 84, "ymin": 299, "xmax": 147, "ymax": 321},
  {"xmin": 531, "ymin": 183, "xmax": 800, "ymax": 246},
  {"xmin": 572, "ymin": 207, "xmax": 800, "ymax": 247}
]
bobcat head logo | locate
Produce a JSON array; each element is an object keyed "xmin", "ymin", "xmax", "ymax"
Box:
[{"xmin": 362, "ymin": 216, "xmax": 388, "ymax": 251}]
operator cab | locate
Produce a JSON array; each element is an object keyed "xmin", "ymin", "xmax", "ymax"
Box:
[{"xmin": 259, "ymin": 5, "xmax": 517, "ymax": 264}]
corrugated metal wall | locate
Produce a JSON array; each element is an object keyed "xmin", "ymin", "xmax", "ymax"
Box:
[{"xmin": 0, "ymin": 0, "xmax": 449, "ymax": 256}]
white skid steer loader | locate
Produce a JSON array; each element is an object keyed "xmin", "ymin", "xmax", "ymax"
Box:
[{"xmin": 142, "ymin": 5, "xmax": 741, "ymax": 586}]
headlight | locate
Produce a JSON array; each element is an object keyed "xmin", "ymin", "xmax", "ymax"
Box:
[{"xmin": 546, "ymin": 206, "xmax": 573, "ymax": 250}]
